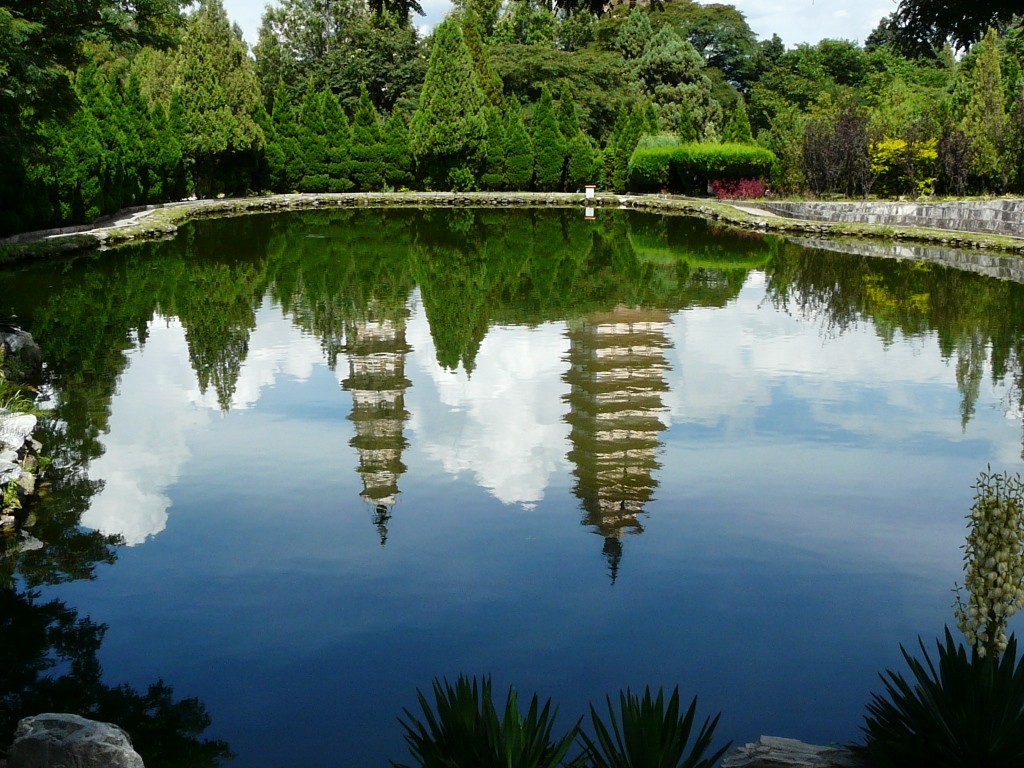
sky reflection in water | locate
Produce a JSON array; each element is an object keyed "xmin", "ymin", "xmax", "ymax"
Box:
[{"xmin": 9, "ymin": 209, "xmax": 1024, "ymax": 767}]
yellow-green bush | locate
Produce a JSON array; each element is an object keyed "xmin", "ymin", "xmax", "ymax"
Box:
[{"xmin": 869, "ymin": 137, "xmax": 938, "ymax": 198}]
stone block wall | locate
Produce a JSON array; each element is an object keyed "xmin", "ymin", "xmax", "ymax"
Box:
[{"xmin": 759, "ymin": 200, "xmax": 1024, "ymax": 238}]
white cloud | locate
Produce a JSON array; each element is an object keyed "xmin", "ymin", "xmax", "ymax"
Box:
[
  {"xmin": 212, "ymin": 298, "xmax": 333, "ymax": 411},
  {"xmin": 663, "ymin": 272, "xmax": 1019, "ymax": 463},
  {"xmin": 407, "ymin": 296, "xmax": 572, "ymax": 506},
  {"xmin": 84, "ymin": 306, "xmax": 336, "ymax": 545},
  {"xmin": 84, "ymin": 318, "xmax": 211, "ymax": 545},
  {"xmin": 729, "ymin": 0, "xmax": 893, "ymax": 45}
]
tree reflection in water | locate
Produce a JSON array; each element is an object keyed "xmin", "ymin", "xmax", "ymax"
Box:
[
  {"xmin": 1, "ymin": 207, "xmax": 1024, "ymax": 765},
  {"xmin": 0, "ymin": 587, "xmax": 232, "ymax": 767}
]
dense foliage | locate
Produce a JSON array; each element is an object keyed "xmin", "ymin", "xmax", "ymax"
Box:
[
  {"xmin": 578, "ymin": 686, "xmax": 731, "ymax": 768},
  {"xmin": 628, "ymin": 142, "xmax": 777, "ymax": 193},
  {"xmin": 394, "ymin": 675, "xmax": 580, "ymax": 768},
  {"xmin": 391, "ymin": 676, "xmax": 730, "ymax": 768},
  {"xmin": 863, "ymin": 629, "xmax": 1024, "ymax": 768},
  {"xmin": 2, "ymin": 0, "xmax": 1024, "ymax": 234}
]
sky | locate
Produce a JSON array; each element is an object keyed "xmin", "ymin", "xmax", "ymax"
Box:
[{"xmin": 220, "ymin": 0, "xmax": 897, "ymax": 51}]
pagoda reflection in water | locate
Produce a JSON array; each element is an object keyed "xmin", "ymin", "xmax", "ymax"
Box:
[
  {"xmin": 563, "ymin": 306, "xmax": 673, "ymax": 582},
  {"xmin": 341, "ymin": 299, "xmax": 412, "ymax": 545}
]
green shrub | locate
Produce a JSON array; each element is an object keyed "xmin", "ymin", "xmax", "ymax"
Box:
[
  {"xmin": 863, "ymin": 628, "xmax": 1024, "ymax": 768},
  {"xmin": 327, "ymin": 177, "xmax": 353, "ymax": 193},
  {"xmin": 393, "ymin": 675, "xmax": 581, "ymax": 768},
  {"xmin": 628, "ymin": 145, "xmax": 675, "ymax": 192},
  {"xmin": 636, "ymin": 133, "xmax": 682, "ymax": 150},
  {"xmin": 298, "ymin": 174, "xmax": 329, "ymax": 192},
  {"xmin": 447, "ymin": 166, "xmax": 476, "ymax": 192},
  {"xmin": 578, "ymin": 686, "xmax": 730, "ymax": 768},
  {"xmin": 628, "ymin": 143, "xmax": 777, "ymax": 194}
]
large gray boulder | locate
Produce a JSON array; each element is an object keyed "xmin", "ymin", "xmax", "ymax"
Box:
[
  {"xmin": 1, "ymin": 329, "xmax": 42, "ymax": 382},
  {"xmin": 9, "ymin": 713, "xmax": 144, "ymax": 768},
  {"xmin": 722, "ymin": 736, "xmax": 867, "ymax": 768},
  {"xmin": 0, "ymin": 413, "xmax": 36, "ymax": 453}
]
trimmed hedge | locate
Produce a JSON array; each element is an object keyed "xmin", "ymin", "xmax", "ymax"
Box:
[
  {"xmin": 627, "ymin": 145, "xmax": 676, "ymax": 192},
  {"xmin": 628, "ymin": 142, "xmax": 777, "ymax": 194}
]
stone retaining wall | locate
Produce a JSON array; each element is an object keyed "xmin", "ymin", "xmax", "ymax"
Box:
[
  {"xmin": 789, "ymin": 236, "xmax": 1024, "ymax": 284},
  {"xmin": 759, "ymin": 199, "xmax": 1024, "ymax": 239}
]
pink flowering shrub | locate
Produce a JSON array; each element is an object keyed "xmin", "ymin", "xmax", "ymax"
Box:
[{"xmin": 710, "ymin": 178, "xmax": 767, "ymax": 199}]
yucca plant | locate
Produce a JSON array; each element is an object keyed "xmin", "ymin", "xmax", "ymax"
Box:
[
  {"xmin": 862, "ymin": 627, "xmax": 1024, "ymax": 768},
  {"xmin": 577, "ymin": 686, "xmax": 730, "ymax": 768},
  {"xmin": 393, "ymin": 674, "xmax": 582, "ymax": 768}
]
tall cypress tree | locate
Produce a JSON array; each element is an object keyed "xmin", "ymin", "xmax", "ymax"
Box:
[
  {"xmin": 267, "ymin": 81, "xmax": 301, "ymax": 191},
  {"xmin": 532, "ymin": 86, "xmax": 566, "ymax": 192},
  {"xmin": 479, "ymin": 105, "xmax": 507, "ymax": 190},
  {"xmin": 722, "ymin": 98, "xmax": 754, "ymax": 144},
  {"xmin": 382, "ymin": 107, "xmax": 412, "ymax": 189},
  {"xmin": 557, "ymin": 84, "xmax": 581, "ymax": 137},
  {"xmin": 559, "ymin": 85, "xmax": 595, "ymax": 191},
  {"xmin": 461, "ymin": 8, "xmax": 504, "ymax": 109},
  {"xmin": 172, "ymin": 0, "xmax": 265, "ymax": 196},
  {"xmin": 124, "ymin": 74, "xmax": 160, "ymax": 201},
  {"xmin": 320, "ymin": 91, "xmax": 353, "ymax": 192},
  {"xmin": 351, "ymin": 84, "xmax": 385, "ymax": 191},
  {"xmin": 504, "ymin": 103, "xmax": 534, "ymax": 190},
  {"xmin": 297, "ymin": 82, "xmax": 328, "ymax": 191},
  {"xmin": 609, "ymin": 102, "xmax": 648, "ymax": 193},
  {"xmin": 409, "ymin": 17, "xmax": 486, "ymax": 188},
  {"xmin": 961, "ymin": 27, "xmax": 1009, "ymax": 190},
  {"xmin": 150, "ymin": 100, "xmax": 186, "ymax": 200}
]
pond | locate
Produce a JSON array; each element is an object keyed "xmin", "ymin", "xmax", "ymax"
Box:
[{"xmin": 2, "ymin": 207, "xmax": 1024, "ymax": 767}]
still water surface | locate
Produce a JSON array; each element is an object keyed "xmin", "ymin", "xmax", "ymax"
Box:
[{"xmin": 3, "ymin": 208, "xmax": 1024, "ymax": 766}]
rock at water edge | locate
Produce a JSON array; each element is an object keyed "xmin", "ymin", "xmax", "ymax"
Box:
[
  {"xmin": 0, "ymin": 413, "xmax": 36, "ymax": 452},
  {"xmin": 9, "ymin": 713, "xmax": 145, "ymax": 768}
]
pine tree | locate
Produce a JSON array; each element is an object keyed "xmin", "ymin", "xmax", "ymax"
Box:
[
  {"xmin": 558, "ymin": 86, "xmax": 595, "ymax": 191},
  {"xmin": 609, "ymin": 103, "xmax": 648, "ymax": 193},
  {"xmin": 172, "ymin": 0, "xmax": 265, "ymax": 196},
  {"xmin": 961, "ymin": 28, "xmax": 1009, "ymax": 190},
  {"xmin": 462, "ymin": 8, "xmax": 504, "ymax": 108},
  {"xmin": 632, "ymin": 24, "xmax": 722, "ymax": 141},
  {"xmin": 351, "ymin": 84, "xmax": 385, "ymax": 191},
  {"xmin": 504, "ymin": 104, "xmax": 534, "ymax": 190},
  {"xmin": 320, "ymin": 91, "xmax": 354, "ymax": 192},
  {"xmin": 479, "ymin": 105, "xmax": 508, "ymax": 190},
  {"xmin": 722, "ymin": 98, "xmax": 754, "ymax": 144},
  {"xmin": 267, "ymin": 81, "xmax": 301, "ymax": 190},
  {"xmin": 532, "ymin": 86, "xmax": 566, "ymax": 191},
  {"xmin": 614, "ymin": 8, "xmax": 654, "ymax": 60},
  {"xmin": 409, "ymin": 17, "xmax": 486, "ymax": 187},
  {"xmin": 297, "ymin": 82, "xmax": 328, "ymax": 191},
  {"xmin": 382, "ymin": 107, "xmax": 413, "ymax": 189}
]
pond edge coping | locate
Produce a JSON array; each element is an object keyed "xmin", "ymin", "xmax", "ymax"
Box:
[{"xmin": 1, "ymin": 191, "xmax": 1023, "ymax": 267}]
